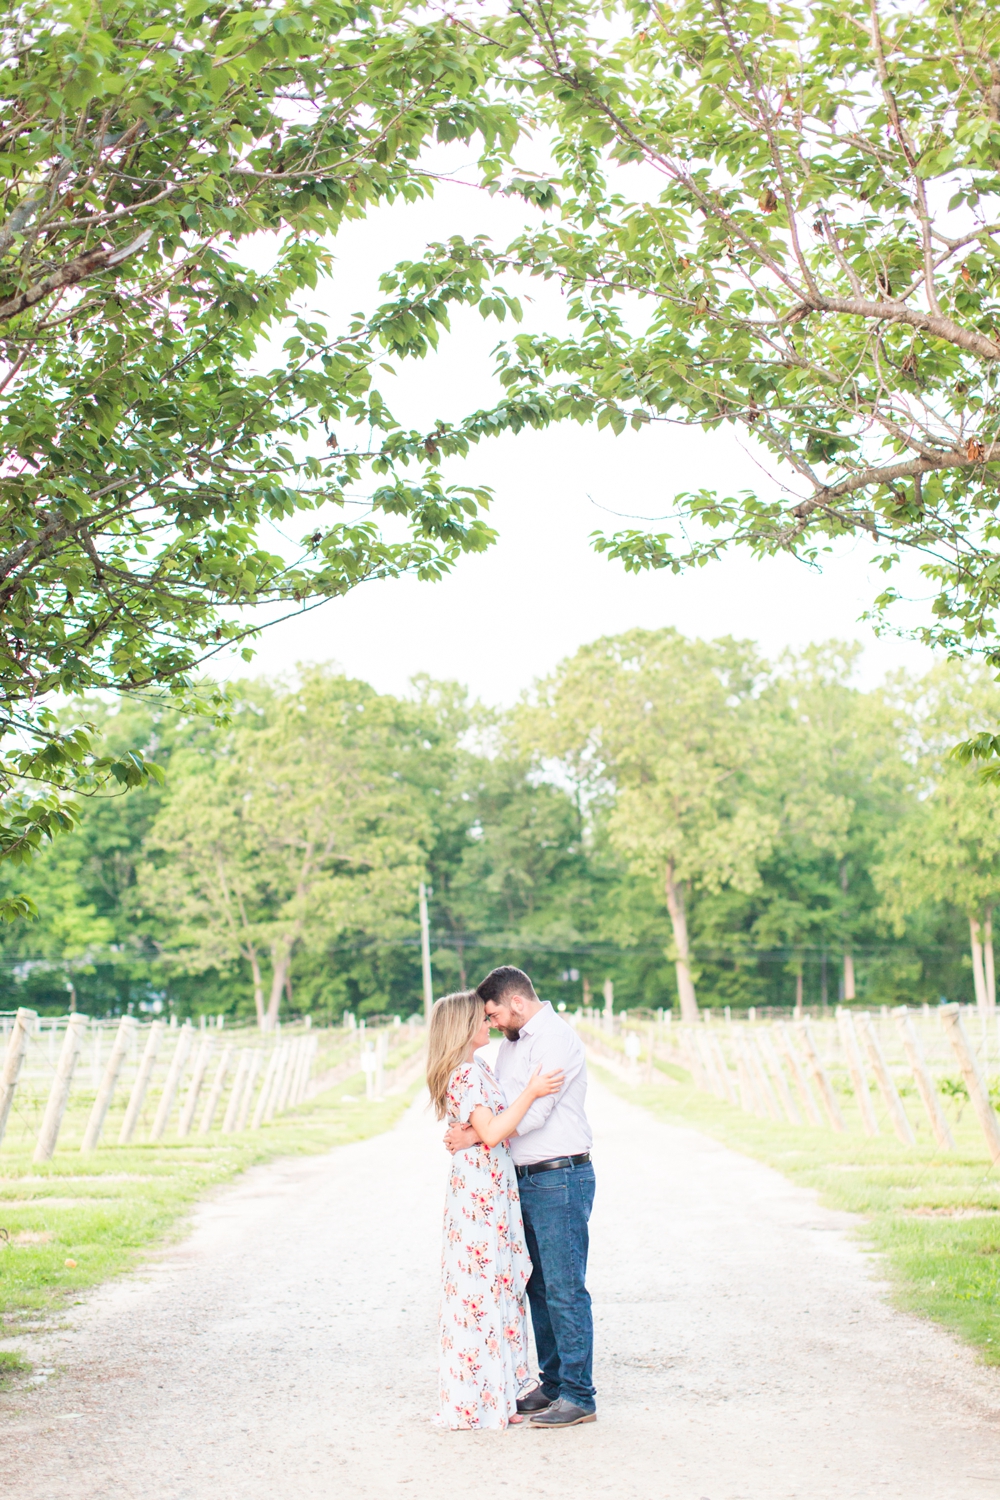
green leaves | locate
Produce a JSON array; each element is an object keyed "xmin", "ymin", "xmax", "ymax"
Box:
[
  {"xmin": 0, "ymin": 0, "xmax": 527, "ymax": 879},
  {"xmin": 0, "ymin": 895, "xmax": 37, "ymax": 924},
  {"xmin": 445, "ymin": 0, "xmax": 1000, "ymax": 674}
]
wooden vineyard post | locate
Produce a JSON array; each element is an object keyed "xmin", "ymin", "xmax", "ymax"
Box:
[
  {"xmin": 758, "ymin": 1031, "xmax": 801, "ymax": 1124},
  {"xmin": 298, "ymin": 1035, "xmax": 318, "ymax": 1104},
  {"xmin": 708, "ymin": 1034, "xmax": 738, "ymax": 1106},
  {"xmin": 237, "ymin": 1050, "xmax": 263, "ymax": 1131},
  {"xmin": 251, "ymin": 1047, "xmax": 281, "ymax": 1129},
  {"xmin": 301, "ymin": 1034, "xmax": 315, "ymax": 1104},
  {"xmin": 679, "ymin": 1029, "xmax": 708, "ymax": 1090},
  {"xmin": 377, "ymin": 1031, "xmax": 389, "ymax": 1100},
  {"xmin": 265, "ymin": 1045, "xmax": 290, "ymax": 1122},
  {"xmin": 361, "ymin": 1040, "xmax": 377, "ymax": 1101},
  {"xmin": 0, "ymin": 1008, "xmax": 37, "ymax": 1150},
  {"xmin": 177, "ymin": 1036, "xmax": 215, "ymax": 1137},
  {"xmin": 81, "ymin": 1015, "xmax": 137, "ymax": 1151},
  {"xmin": 837, "ymin": 1009, "xmax": 879, "ymax": 1137},
  {"xmin": 34, "ymin": 1013, "xmax": 89, "ymax": 1162},
  {"xmin": 305, "ymin": 1034, "xmax": 318, "ymax": 1103},
  {"xmin": 695, "ymin": 1032, "xmax": 722, "ymax": 1098},
  {"xmin": 198, "ymin": 1044, "xmax": 233, "ymax": 1135},
  {"xmin": 775, "ymin": 1024, "xmax": 823, "ymax": 1126},
  {"xmin": 733, "ymin": 1032, "xmax": 763, "ymax": 1116},
  {"xmin": 940, "ymin": 1003, "xmax": 1000, "ymax": 1162},
  {"xmin": 732, "ymin": 1032, "xmax": 756, "ymax": 1114},
  {"xmin": 797, "ymin": 1020, "xmax": 846, "ymax": 1132},
  {"xmin": 285, "ymin": 1037, "xmax": 306, "ymax": 1109},
  {"xmin": 745, "ymin": 1031, "xmax": 783, "ymax": 1121},
  {"xmin": 149, "ymin": 1022, "xmax": 193, "ymax": 1142},
  {"xmin": 276, "ymin": 1038, "xmax": 301, "ymax": 1114},
  {"xmin": 857, "ymin": 1013, "xmax": 915, "ymax": 1146},
  {"xmin": 894, "ymin": 1007, "xmax": 955, "ymax": 1151},
  {"xmin": 221, "ymin": 1049, "xmax": 252, "ymax": 1135},
  {"xmin": 118, "ymin": 1021, "xmax": 165, "ymax": 1145}
]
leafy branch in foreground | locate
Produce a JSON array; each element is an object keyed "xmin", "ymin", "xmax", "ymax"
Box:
[
  {"xmin": 443, "ymin": 0, "xmax": 1000, "ymax": 664},
  {"xmin": 0, "ymin": 0, "xmax": 530, "ymax": 871}
]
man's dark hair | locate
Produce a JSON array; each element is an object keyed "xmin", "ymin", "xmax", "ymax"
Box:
[{"xmin": 475, "ymin": 965, "xmax": 539, "ymax": 1007}]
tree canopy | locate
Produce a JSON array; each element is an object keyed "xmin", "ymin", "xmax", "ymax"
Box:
[
  {"xmin": 0, "ymin": 0, "xmax": 530, "ymax": 887},
  {"xmin": 410, "ymin": 0, "xmax": 1000, "ymax": 664},
  {"xmin": 12, "ymin": 0, "xmax": 1000, "ymax": 914}
]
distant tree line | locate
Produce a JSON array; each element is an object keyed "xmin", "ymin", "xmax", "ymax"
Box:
[{"xmin": 1, "ymin": 630, "xmax": 997, "ymax": 1024}]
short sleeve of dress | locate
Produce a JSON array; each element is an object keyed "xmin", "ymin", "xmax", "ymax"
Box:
[{"xmin": 445, "ymin": 1063, "xmax": 491, "ymax": 1124}]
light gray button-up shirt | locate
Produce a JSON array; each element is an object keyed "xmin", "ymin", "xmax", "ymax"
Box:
[{"xmin": 484, "ymin": 1001, "xmax": 592, "ymax": 1167}]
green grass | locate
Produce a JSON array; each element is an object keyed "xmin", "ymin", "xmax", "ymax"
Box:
[
  {"xmin": 0, "ymin": 1071, "xmax": 416, "ymax": 1340},
  {"xmin": 0, "ymin": 1350, "xmax": 29, "ymax": 1388},
  {"xmin": 597, "ymin": 1060, "xmax": 1000, "ymax": 1363}
]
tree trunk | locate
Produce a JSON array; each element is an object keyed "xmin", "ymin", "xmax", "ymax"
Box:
[
  {"xmin": 664, "ymin": 865, "xmax": 698, "ymax": 1023},
  {"xmin": 985, "ymin": 909, "xmax": 997, "ymax": 1015},
  {"xmin": 247, "ymin": 949, "xmax": 265, "ymax": 1030},
  {"xmin": 970, "ymin": 914, "xmax": 989, "ymax": 1015},
  {"xmin": 842, "ymin": 951, "xmax": 856, "ymax": 1002},
  {"xmin": 794, "ymin": 968, "xmax": 804, "ymax": 1018},
  {"xmin": 266, "ymin": 946, "xmax": 290, "ymax": 1031}
]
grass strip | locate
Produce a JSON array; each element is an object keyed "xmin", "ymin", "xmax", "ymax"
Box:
[
  {"xmin": 0, "ymin": 1071, "xmax": 415, "ymax": 1340},
  {"xmin": 596, "ymin": 1061, "xmax": 1000, "ymax": 1364}
]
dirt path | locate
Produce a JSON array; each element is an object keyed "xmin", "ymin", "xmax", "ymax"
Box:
[{"xmin": 3, "ymin": 1079, "xmax": 1000, "ymax": 1499}]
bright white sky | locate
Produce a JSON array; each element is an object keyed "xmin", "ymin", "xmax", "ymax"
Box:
[{"xmin": 214, "ymin": 164, "xmax": 936, "ymax": 706}]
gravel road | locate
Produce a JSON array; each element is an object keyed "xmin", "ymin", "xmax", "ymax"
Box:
[{"xmin": 3, "ymin": 1078, "xmax": 1000, "ymax": 1500}]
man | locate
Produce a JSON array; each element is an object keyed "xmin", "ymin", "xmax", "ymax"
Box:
[{"xmin": 444, "ymin": 965, "xmax": 596, "ymax": 1428}]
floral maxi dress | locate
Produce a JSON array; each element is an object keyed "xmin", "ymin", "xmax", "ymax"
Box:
[{"xmin": 435, "ymin": 1060, "xmax": 532, "ymax": 1430}]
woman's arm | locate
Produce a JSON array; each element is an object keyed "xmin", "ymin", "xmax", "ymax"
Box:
[{"xmin": 467, "ymin": 1068, "xmax": 563, "ymax": 1150}]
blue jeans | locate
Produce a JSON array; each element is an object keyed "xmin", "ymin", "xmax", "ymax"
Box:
[{"xmin": 518, "ymin": 1160, "xmax": 596, "ymax": 1412}]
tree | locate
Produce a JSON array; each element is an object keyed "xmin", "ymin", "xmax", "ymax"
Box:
[
  {"xmin": 0, "ymin": 828, "xmax": 114, "ymax": 1006},
  {"xmin": 524, "ymin": 628, "xmax": 775, "ymax": 1020},
  {"xmin": 0, "ymin": 693, "xmax": 214, "ymax": 1012},
  {"xmin": 0, "ymin": 0, "xmax": 527, "ymax": 875},
  {"xmin": 752, "ymin": 644, "xmax": 909, "ymax": 1004},
  {"xmin": 430, "ymin": 0, "xmax": 1000, "ymax": 662},
  {"xmin": 878, "ymin": 768, "xmax": 1000, "ymax": 1015},
  {"xmin": 878, "ymin": 661, "xmax": 1000, "ymax": 1013},
  {"xmin": 139, "ymin": 669, "xmax": 430, "ymax": 1027},
  {"xmin": 440, "ymin": 738, "xmax": 591, "ymax": 983}
]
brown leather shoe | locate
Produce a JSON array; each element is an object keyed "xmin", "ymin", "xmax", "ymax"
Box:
[
  {"xmin": 516, "ymin": 1387, "xmax": 555, "ymax": 1414},
  {"xmin": 529, "ymin": 1398, "xmax": 596, "ymax": 1427}
]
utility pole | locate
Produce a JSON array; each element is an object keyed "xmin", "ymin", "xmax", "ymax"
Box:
[{"xmin": 419, "ymin": 881, "xmax": 434, "ymax": 1024}]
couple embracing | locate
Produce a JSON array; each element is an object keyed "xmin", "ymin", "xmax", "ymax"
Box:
[{"xmin": 427, "ymin": 965, "xmax": 597, "ymax": 1431}]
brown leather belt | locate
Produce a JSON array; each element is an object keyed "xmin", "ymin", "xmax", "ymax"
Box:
[{"xmin": 515, "ymin": 1152, "xmax": 591, "ymax": 1179}]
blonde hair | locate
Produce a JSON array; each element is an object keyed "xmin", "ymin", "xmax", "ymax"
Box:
[{"xmin": 427, "ymin": 990, "xmax": 483, "ymax": 1120}]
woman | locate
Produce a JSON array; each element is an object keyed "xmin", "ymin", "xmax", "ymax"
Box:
[{"xmin": 427, "ymin": 989, "xmax": 563, "ymax": 1431}]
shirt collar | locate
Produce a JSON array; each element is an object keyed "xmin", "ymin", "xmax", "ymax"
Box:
[{"xmin": 517, "ymin": 1001, "xmax": 552, "ymax": 1038}]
